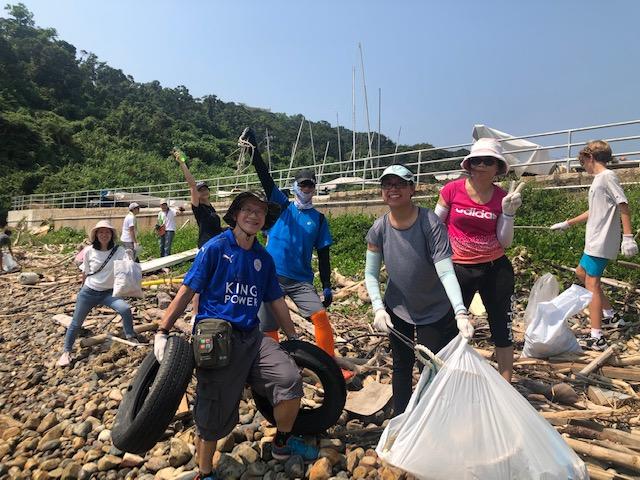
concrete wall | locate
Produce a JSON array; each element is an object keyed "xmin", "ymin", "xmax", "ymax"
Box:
[{"xmin": 9, "ymin": 167, "xmax": 640, "ymax": 234}]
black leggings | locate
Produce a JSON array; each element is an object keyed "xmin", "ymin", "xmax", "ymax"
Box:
[
  {"xmin": 454, "ymin": 255, "xmax": 515, "ymax": 348},
  {"xmin": 388, "ymin": 308, "xmax": 458, "ymax": 415}
]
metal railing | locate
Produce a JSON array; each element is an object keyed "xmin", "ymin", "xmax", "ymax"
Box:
[{"xmin": 11, "ymin": 119, "xmax": 640, "ymax": 210}]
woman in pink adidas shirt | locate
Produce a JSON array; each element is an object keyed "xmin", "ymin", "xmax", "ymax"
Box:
[{"xmin": 435, "ymin": 138, "xmax": 524, "ymax": 382}]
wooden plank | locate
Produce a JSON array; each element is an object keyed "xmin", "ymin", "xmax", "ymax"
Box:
[
  {"xmin": 52, "ymin": 313, "xmax": 72, "ymax": 328},
  {"xmin": 565, "ymin": 437, "xmax": 640, "ymax": 473},
  {"xmin": 580, "ymin": 346, "xmax": 617, "ymax": 376},
  {"xmin": 79, "ymin": 323, "xmax": 157, "ymax": 347},
  {"xmin": 600, "ymin": 366, "xmax": 640, "ymax": 382},
  {"xmin": 588, "ymin": 386, "xmax": 633, "ymax": 407},
  {"xmin": 140, "ymin": 248, "xmax": 198, "ymax": 274}
]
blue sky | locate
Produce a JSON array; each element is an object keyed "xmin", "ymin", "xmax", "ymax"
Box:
[{"xmin": 6, "ymin": 0, "xmax": 640, "ymax": 146}]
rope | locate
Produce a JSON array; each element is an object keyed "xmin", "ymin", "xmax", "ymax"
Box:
[{"xmin": 387, "ymin": 326, "xmax": 443, "ymax": 368}]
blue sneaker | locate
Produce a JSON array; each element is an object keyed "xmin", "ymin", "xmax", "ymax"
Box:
[
  {"xmin": 272, "ymin": 436, "xmax": 319, "ymax": 461},
  {"xmin": 195, "ymin": 473, "xmax": 217, "ymax": 480}
]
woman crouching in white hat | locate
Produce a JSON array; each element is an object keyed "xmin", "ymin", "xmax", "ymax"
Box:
[
  {"xmin": 57, "ymin": 220, "xmax": 139, "ymax": 366},
  {"xmin": 435, "ymin": 138, "xmax": 524, "ymax": 382}
]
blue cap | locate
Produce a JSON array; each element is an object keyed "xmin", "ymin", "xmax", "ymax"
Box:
[{"xmin": 380, "ymin": 165, "xmax": 414, "ymax": 182}]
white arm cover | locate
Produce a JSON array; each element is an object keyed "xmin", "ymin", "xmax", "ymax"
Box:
[
  {"xmin": 434, "ymin": 257, "xmax": 466, "ymax": 314},
  {"xmin": 496, "ymin": 213, "xmax": 515, "ymax": 248},
  {"xmin": 434, "ymin": 203, "xmax": 449, "ymax": 222},
  {"xmin": 364, "ymin": 249, "xmax": 385, "ymax": 312}
]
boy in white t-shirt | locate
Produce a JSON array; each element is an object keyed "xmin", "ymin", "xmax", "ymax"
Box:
[{"xmin": 551, "ymin": 140, "xmax": 638, "ymax": 350}]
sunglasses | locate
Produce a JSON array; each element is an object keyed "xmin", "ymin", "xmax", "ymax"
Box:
[
  {"xmin": 240, "ymin": 206, "xmax": 267, "ymax": 218},
  {"xmin": 469, "ymin": 156, "xmax": 497, "ymax": 167},
  {"xmin": 381, "ymin": 179, "xmax": 410, "ymax": 190}
]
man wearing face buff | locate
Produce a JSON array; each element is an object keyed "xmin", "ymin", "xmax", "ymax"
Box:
[{"xmin": 239, "ymin": 128, "xmax": 352, "ymax": 381}]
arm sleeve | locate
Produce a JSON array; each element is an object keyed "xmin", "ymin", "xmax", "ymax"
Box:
[
  {"xmin": 365, "ymin": 249, "xmax": 385, "ymax": 312},
  {"xmin": 183, "ymin": 244, "xmax": 218, "ymax": 293},
  {"xmin": 434, "ymin": 257, "xmax": 466, "ymax": 314},
  {"xmin": 317, "ymin": 247, "xmax": 331, "ymax": 289},
  {"xmin": 496, "ymin": 213, "xmax": 515, "ymax": 248},
  {"xmin": 251, "ymin": 146, "xmax": 278, "ymax": 200},
  {"xmin": 434, "ymin": 203, "xmax": 449, "ymax": 222},
  {"xmin": 425, "ymin": 210, "xmax": 453, "ymax": 264}
]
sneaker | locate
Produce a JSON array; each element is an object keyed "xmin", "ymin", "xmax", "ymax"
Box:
[
  {"xmin": 272, "ymin": 436, "xmax": 319, "ymax": 461},
  {"xmin": 57, "ymin": 351, "xmax": 72, "ymax": 367},
  {"xmin": 126, "ymin": 333, "xmax": 148, "ymax": 345},
  {"xmin": 602, "ymin": 314, "xmax": 627, "ymax": 329},
  {"xmin": 195, "ymin": 473, "xmax": 217, "ymax": 480},
  {"xmin": 580, "ymin": 336, "xmax": 608, "ymax": 351}
]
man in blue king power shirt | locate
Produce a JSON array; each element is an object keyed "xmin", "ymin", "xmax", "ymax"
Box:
[
  {"xmin": 238, "ymin": 128, "xmax": 353, "ymax": 381},
  {"xmin": 154, "ymin": 192, "xmax": 318, "ymax": 480}
]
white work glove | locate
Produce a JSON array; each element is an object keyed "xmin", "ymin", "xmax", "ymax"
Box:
[
  {"xmin": 621, "ymin": 234, "xmax": 639, "ymax": 257},
  {"xmin": 373, "ymin": 309, "xmax": 393, "ymax": 333},
  {"xmin": 154, "ymin": 333, "xmax": 168, "ymax": 362},
  {"xmin": 501, "ymin": 181, "xmax": 525, "ymax": 216},
  {"xmin": 455, "ymin": 311, "xmax": 474, "ymax": 339},
  {"xmin": 133, "ymin": 242, "xmax": 140, "ymax": 252},
  {"xmin": 550, "ymin": 221, "xmax": 571, "ymax": 232}
]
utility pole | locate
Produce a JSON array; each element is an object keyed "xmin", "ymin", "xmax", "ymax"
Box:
[
  {"xmin": 352, "ymin": 66, "xmax": 356, "ymax": 176},
  {"xmin": 265, "ymin": 128, "xmax": 272, "ymax": 172},
  {"xmin": 287, "ymin": 116, "xmax": 305, "ymax": 185},
  {"xmin": 336, "ymin": 113, "xmax": 343, "ymax": 173}
]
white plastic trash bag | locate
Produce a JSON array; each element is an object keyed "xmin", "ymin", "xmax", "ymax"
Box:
[
  {"xmin": 523, "ymin": 285, "xmax": 591, "ymax": 359},
  {"xmin": 376, "ymin": 335, "xmax": 588, "ymax": 480},
  {"xmin": 524, "ymin": 273, "xmax": 559, "ymax": 327},
  {"xmin": 2, "ymin": 253, "xmax": 18, "ymax": 272},
  {"xmin": 113, "ymin": 249, "xmax": 143, "ymax": 298}
]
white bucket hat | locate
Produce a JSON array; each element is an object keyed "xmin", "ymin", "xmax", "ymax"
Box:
[
  {"xmin": 461, "ymin": 138, "xmax": 509, "ymax": 175},
  {"xmin": 128, "ymin": 202, "xmax": 140, "ymax": 211},
  {"xmin": 89, "ymin": 220, "xmax": 117, "ymax": 243}
]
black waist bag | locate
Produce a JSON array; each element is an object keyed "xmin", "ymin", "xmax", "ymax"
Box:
[{"xmin": 193, "ymin": 318, "xmax": 232, "ymax": 369}]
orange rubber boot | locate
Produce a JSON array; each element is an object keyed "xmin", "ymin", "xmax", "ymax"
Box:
[
  {"xmin": 310, "ymin": 310, "xmax": 354, "ymax": 381},
  {"xmin": 264, "ymin": 330, "xmax": 280, "ymax": 342}
]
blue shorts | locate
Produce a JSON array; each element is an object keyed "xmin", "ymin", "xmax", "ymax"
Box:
[{"xmin": 579, "ymin": 253, "xmax": 609, "ymax": 278}]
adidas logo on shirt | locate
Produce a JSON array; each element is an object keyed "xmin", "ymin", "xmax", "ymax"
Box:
[{"xmin": 454, "ymin": 207, "xmax": 497, "ymax": 220}]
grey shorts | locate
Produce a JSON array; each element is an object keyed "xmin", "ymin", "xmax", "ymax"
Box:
[
  {"xmin": 194, "ymin": 326, "xmax": 303, "ymax": 441},
  {"xmin": 258, "ymin": 276, "xmax": 324, "ymax": 332}
]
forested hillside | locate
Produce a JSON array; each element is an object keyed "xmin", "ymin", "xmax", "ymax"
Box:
[{"xmin": 0, "ymin": 3, "xmax": 464, "ymax": 220}]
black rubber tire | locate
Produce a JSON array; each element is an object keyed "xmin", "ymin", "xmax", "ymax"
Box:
[
  {"xmin": 252, "ymin": 340, "xmax": 346, "ymax": 435},
  {"xmin": 111, "ymin": 335, "xmax": 194, "ymax": 454}
]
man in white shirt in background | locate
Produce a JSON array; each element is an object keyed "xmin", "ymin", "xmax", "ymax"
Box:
[
  {"xmin": 157, "ymin": 199, "xmax": 183, "ymax": 257},
  {"xmin": 121, "ymin": 202, "xmax": 140, "ymax": 257}
]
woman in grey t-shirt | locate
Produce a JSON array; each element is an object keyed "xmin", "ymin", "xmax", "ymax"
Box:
[{"xmin": 364, "ymin": 165, "xmax": 473, "ymax": 415}]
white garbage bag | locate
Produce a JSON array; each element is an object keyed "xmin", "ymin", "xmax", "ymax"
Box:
[
  {"xmin": 523, "ymin": 273, "xmax": 559, "ymax": 327},
  {"xmin": 2, "ymin": 253, "xmax": 18, "ymax": 272},
  {"xmin": 523, "ymin": 285, "xmax": 590, "ymax": 358},
  {"xmin": 376, "ymin": 335, "xmax": 588, "ymax": 480},
  {"xmin": 113, "ymin": 249, "xmax": 143, "ymax": 298}
]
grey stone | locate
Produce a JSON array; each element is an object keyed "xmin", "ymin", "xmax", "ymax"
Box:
[
  {"xmin": 232, "ymin": 442, "xmax": 259, "ymax": 464},
  {"xmin": 169, "ymin": 438, "xmax": 192, "ymax": 468},
  {"xmin": 216, "ymin": 453, "xmax": 246, "ymax": 480},
  {"xmin": 284, "ymin": 455, "xmax": 305, "ymax": 479}
]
